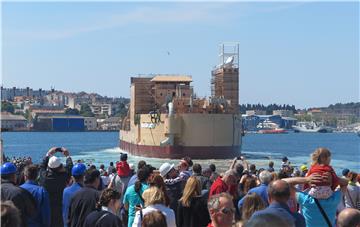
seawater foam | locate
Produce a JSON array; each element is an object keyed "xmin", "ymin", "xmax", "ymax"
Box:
[{"xmin": 65, "ymin": 147, "xmax": 360, "ymax": 174}]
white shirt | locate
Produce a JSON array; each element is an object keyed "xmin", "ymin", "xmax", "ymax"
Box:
[{"xmin": 132, "ymin": 204, "xmax": 176, "ymax": 227}]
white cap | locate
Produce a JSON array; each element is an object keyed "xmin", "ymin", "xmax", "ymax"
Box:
[
  {"xmin": 129, "ymin": 163, "xmax": 135, "ymax": 170},
  {"xmin": 48, "ymin": 156, "xmax": 62, "ymax": 169},
  {"xmin": 159, "ymin": 163, "xmax": 174, "ymax": 177}
]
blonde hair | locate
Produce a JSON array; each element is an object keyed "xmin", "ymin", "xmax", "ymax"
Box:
[
  {"xmin": 142, "ymin": 186, "xmax": 165, "ymax": 207},
  {"xmin": 311, "ymin": 147, "xmax": 331, "ymax": 165},
  {"xmin": 241, "ymin": 193, "xmax": 266, "ymax": 221},
  {"xmin": 179, "ymin": 176, "xmax": 201, "ymax": 207}
]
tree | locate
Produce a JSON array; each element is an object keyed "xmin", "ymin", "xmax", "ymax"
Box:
[
  {"xmin": 80, "ymin": 103, "xmax": 94, "ymax": 117},
  {"xmin": 65, "ymin": 108, "xmax": 80, "ymax": 115},
  {"xmin": 1, "ymin": 101, "xmax": 15, "ymax": 113}
]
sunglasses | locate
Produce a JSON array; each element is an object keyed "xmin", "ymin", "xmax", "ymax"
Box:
[{"xmin": 218, "ymin": 207, "xmax": 235, "ymax": 215}]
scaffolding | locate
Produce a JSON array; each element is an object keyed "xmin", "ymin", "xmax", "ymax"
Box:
[{"xmin": 211, "ymin": 43, "xmax": 239, "ymax": 109}]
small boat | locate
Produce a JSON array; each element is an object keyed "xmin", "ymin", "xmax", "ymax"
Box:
[
  {"xmin": 257, "ymin": 120, "xmax": 287, "ymax": 134},
  {"xmin": 292, "ymin": 121, "xmax": 333, "ymax": 133}
]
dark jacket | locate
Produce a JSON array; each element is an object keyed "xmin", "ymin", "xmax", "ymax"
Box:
[
  {"xmin": 68, "ymin": 185, "xmax": 100, "ymax": 227},
  {"xmin": 1, "ymin": 179, "xmax": 37, "ymax": 227},
  {"xmin": 193, "ymin": 173, "xmax": 211, "ymax": 190},
  {"xmin": 177, "ymin": 195, "xmax": 210, "ymax": 227},
  {"xmin": 83, "ymin": 210, "xmax": 123, "ymax": 227},
  {"xmin": 165, "ymin": 181, "xmax": 182, "ymax": 215},
  {"xmin": 39, "ymin": 156, "xmax": 73, "ymax": 227}
]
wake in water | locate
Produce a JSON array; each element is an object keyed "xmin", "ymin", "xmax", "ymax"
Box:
[{"xmin": 67, "ymin": 146, "xmax": 359, "ymax": 175}]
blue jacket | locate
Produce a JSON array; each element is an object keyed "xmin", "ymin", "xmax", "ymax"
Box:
[
  {"xmin": 250, "ymin": 202, "xmax": 305, "ymax": 227},
  {"xmin": 20, "ymin": 180, "xmax": 51, "ymax": 227},
  {"xmin": 238, "ymin": 183, "xmax": 269, "ymax": 210},
  {"xmin": 63, "ymin": 182, "xmax": 83, "ymax": 227}
]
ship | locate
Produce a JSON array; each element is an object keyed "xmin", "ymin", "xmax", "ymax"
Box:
[
  {"xmin": 119, "ymin": 43, "xmax": 242, "ymax": 159},
  {"xmin": 256, "ymin": 120, "xmax": 287, "ymax": 134},
  {"xmin": 292, "ymin": 121, "xmax": 333, "ymax": 133}
]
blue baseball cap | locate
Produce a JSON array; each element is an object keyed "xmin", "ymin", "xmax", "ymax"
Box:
[
  {"xmin": 72, "ymin": 163, "xmax": 86, "ymax": 176},
  {"xmin": 342, "ymin": 168, "xmax": 350, "ymax": 177},
  {"xmin": 0, "ymin": 162, "xmax": 17, "ymax": 175}
]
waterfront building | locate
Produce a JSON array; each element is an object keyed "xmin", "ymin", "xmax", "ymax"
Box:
[
  {"xmin": 272, "ymin": 110, "xmax": 294, "ymax": 117},
  {"xmin": 98, "ymin": 117, "xmax": 122, "ymax": 131},
  {"xmin": 246, "ymin": 110, "xmax": 267, "ymax": 116},
  {"xmin": 90, "ymin": 103, "xmax": 112, "ymax": 116},
  {"xmin": 84, "ymin": 117, "xmax": 97, "ymax": 131},
  {"xmin": 30, "ymin": 106, "xmax": 65, "ymax": 119},
  {"xmin": 33, "ymin": 114, "xmax": 85, "ymax": 131},
  {"xmin": 1, "ymin": 112, "xmax": 28, "ymax": 131},
  {"xmin": 242, "ymin": 114, "xmax": 297, "ymax": 131}
]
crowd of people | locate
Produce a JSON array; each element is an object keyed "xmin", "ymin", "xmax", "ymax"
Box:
[{"xmin": 1, "ymin": 146, "xmax": 360, "ymax": 227}]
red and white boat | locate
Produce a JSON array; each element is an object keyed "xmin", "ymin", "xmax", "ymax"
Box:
[{"xmin": 257, "ymin": 120, "xmax": 287, "ymax": 134}]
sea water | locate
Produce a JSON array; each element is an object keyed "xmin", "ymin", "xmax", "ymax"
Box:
[{"xmin": 1, "ymin": 131, "xmax": 359, "ymax": 174}]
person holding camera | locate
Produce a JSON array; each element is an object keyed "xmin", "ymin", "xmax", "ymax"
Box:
[{"xmin": 39, "ymin": 147, "xmax": 73, "ymax": 227}]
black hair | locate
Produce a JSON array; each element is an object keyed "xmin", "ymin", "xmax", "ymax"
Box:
[
  {"xmin": 250, "ymin": 164, "xmax": 256, "ymax": 173},
  {"xmin": 209, "ymin": 164, "xmax": 216, "ymax": 172},
  {"xmin": 134, "ymin": 166, "xmax": 151, "ymax": 193},
  {"xmin": 182, "ymin": 156, "xmax": 193, "ymax": 167},
  {"xmin": 23, "ymin": 165, "xmax": 38, "ymax": 181},
  {"xmin": 235, "ymin": 163, "xmax": 244, "ymax": 176},
  {"xmin": 110, "ymin": 162, "xmax": 114, "ymax": 166},
  {"xmin": 84, "ymin": 169, "xmax": 100, "ymax": 184},
  {"xmin": 269, "ymin": 161, "xmax": 274, "ymax": 167},
  {"xmin": 1, "ymin": 173, "xmax": 15, "ymax": 181},
  {"xmin": 120, "ymin": 153, "xmax": 128, "ymax": 161},
  {"xmin": 73, "ymin": 174, "xmax": 83, "ymax": 181},
  {"xmin": 192, "ymin": 163, "xmax": 202, "ymax": 174},
  {"xmin": 100, "ymin": 164, "xmax": 105, "ymax": 169},
  {"xmin": 96, "ymin": 188, "xmax": 121, "ymax": 209},
  {"xmin": 138, "ymin": 160, "xmax": 147, "ymax": 170}
]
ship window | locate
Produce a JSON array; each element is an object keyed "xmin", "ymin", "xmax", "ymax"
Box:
[
  {"xmin": 160, "ymin": 93, "xmax": 162, "ymax": 96},
  {"xmin": 172, "ymin": 92, "xmax": 176, "ymax": 97}
]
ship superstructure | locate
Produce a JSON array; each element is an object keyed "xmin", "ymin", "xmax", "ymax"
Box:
[{"xmin": 120, "ymin": 43, "xmax": 242, "ymax": 159}]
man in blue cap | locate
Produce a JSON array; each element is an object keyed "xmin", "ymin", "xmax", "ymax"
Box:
[
  {"xmin": 20, "ymin": 164, "xmax": 51, "ymax": 227},
  {"xmin": 62, "ymin": 163, "xmax": 87, "ymax": 226},
  {"xmin": 1, "ymin": 162, "xmax": 37, "ymax": 227}
]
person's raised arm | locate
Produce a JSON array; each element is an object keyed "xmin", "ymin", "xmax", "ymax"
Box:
[
  {"xmin": 282, "ymin": 173, "xmax": 324, "ymax": 186},
  {"xmin": 62, "ymin": 147, "xmax": 73, "ymax": 172},
  {"xmin": 230, "ymin": 157, "xmax": 238, "ymax": 170}
]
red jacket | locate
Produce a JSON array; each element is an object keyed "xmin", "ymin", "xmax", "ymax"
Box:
[
  {"xmin": 305, "ymin": 164, "xmax": 339, "ymax": 190},
  {"xmin": 116, "ymin": 161, "xmax": 130, "ymax": 177},
  {"xmin": 209, "ymin": 177, "xmax": 228, "ymax": 198}
]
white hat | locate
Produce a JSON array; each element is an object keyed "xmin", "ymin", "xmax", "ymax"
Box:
[
  {"xmin": 129, "ymin": 163, "xmax": 135, "ymax": 170},
  {"xmin": 48, "ymin": 156, "xmax": 62, "ymax": 169},
  {"xmin": 159, "ymin": 163, "xmax": 174, "ymax": 177}
]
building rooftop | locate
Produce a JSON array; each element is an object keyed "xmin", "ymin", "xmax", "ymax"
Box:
[
  {"xmin": 37, "ymin": 114, "xmax": 84, "ymax": 119},
  {"xmin": 151, "ymin": 75, "xmax": 192, "ymax": 83},
  {"xmin": 1, "ymin": 112, "xmax": 27, "ymax": 121}
]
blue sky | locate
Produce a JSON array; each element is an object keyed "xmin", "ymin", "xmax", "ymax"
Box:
[{"xmin": 2, "ymin": 2, "xmax": 359, "ymax": 108}]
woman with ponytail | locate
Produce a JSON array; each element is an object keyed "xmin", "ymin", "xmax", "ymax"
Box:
[
  {"xmin": 83, "ymin": 188, "xmax": 123, "ymax": 227},
  {"xmin": 123, "ymin": 166, "xmax": 152, "ymax": 227}
]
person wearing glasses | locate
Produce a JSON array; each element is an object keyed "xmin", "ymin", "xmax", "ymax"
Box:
[{"xmin": 207, "ymin": 193, "xmax": 235, "ymax": 227}]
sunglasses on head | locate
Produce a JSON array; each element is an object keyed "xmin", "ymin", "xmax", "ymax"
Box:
[{"xmin": 218, "ymin": 207, "xmax": 235, "ymax": 215}]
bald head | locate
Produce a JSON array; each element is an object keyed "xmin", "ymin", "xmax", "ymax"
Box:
[
  {"xmin": 268, "ymin": 180, "xmax": 290, "ymax": 203},
  {"xmin": 337, "ymin": 208, "xmax": 360, "ymax": 227}
]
